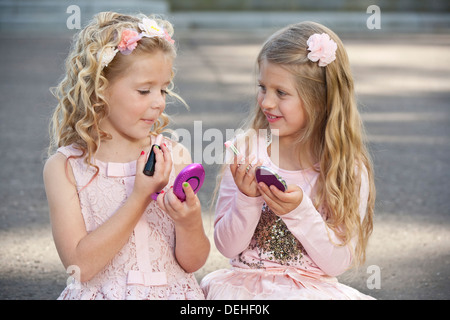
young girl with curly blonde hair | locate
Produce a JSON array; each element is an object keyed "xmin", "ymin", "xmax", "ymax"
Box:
[
  {"xmin": 43, "ymin": 12, "xmax": 209, "ymax": 300},
  {"xmin": 201, "ymin": 21, "xmax": 376, "ymax": 299}
]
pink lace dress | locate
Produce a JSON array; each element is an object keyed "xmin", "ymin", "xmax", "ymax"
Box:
[{"xmin": 56, "ymin": 141, "xmax": 204, "ymax": 300}]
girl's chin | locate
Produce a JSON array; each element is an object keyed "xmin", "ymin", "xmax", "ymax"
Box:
[
  {"xmin": 267, "ymin": 125, "xmax": 281, "ymax": 135},
  {"xmin": 267, "ymin": 127, "xmax": 302, "ymax": 142}
]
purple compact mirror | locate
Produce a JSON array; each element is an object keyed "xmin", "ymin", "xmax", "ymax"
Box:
[
  {"xmin": 255, "ymin": 166, "xmax": 287, "ymax": 192},
  {"xmin": 151, "ymin": 163, "xmax": 205, "ymax": 202},
  {"xmin": 173, "ymin": 163, "xmax": 205, "ymax": 201}
]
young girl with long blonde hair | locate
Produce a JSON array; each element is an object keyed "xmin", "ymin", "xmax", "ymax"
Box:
[
  {"xmin": 201, "ymin": 21, "xmax": 375, "ymax": 299},
  {"xmin": 43, "ymin": 12, "xmax": 209, "ymax": 299}
]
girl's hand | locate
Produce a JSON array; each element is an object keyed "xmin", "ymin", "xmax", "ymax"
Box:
[
  {"xmin": 257, "ymin": 183, "xmax": 304, "ymax": 216},
  {"xmin": 229, "ymin": 154, "xmax": 263, "ymax": 197},
  {"xmin": 157, "ymin": 182, "xmax": 210, "ymax": 273},
  {"xmin": 156, "ymin": 182, "xmax": 202, "ymax": 228},
  {"xmin": 133, "ymin": 143, "xmax": 172, "ymax": 202}
]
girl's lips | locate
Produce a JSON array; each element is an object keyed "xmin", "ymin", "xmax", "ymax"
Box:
[
  {"xmin": 142, "ymin": 119, "xmax": 155, "ymax": 125},
  {"xmin": 265, "ymin": 112, "xmax": 282, "ymax": 123}
]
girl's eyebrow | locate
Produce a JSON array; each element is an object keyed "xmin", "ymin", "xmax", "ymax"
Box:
[{"xmin": 135, "ymin": 79, "xmax": 171, "ymax": 86}]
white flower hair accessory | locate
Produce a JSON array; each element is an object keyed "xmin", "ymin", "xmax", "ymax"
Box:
[
  {"xmin": 139, "ymin": 18, "xmax": 174, "ymax": 44},
  {"xmin": 97, "ymin": 47, "xmax": 119, "ymax": 68},
  {"xmin": 306, "ymin": 33, "xmax": 337, "ymax": 67}
]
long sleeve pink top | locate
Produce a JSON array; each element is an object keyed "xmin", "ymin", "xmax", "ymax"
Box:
[{"xmin": 214, "ymin": 133, "xmax": 370, "ymax": 277}]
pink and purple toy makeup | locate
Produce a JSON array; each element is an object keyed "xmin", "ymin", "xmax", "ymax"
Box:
[
  {"xmin": 143, "ymin": 134, "xmax": 163, "ymax": 176},
  {"xmin": 172, "ymin": 163, "xmax": 205, "ymax": 201},
  {"xmin": 225, "ymin": 141, "xmax": 286, "ymax": 192},
  {"xmin": 151, "ymin": 163, "xmax": 205, "ymax": 202},
  {"xmin": 255, "ymin": 166, "xmax": 287, "ymax": 192},
  {"xmin": 224, "ymin": 141, "xmax": 246, "ymax": 165},
  {"xmin": 224, "ymin": 141, "xmax": 240, "ymax": 156}
]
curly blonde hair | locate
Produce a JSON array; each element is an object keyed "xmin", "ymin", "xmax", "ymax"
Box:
[
  {"xmin": 234, "ymin": 21, "xmax": 375, "ymax": 267},
  {"xmin": 49, "ymin": 12, "xmax": 181, "ymax": 174}
]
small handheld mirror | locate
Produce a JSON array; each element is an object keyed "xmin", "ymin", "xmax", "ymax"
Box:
[
  {"xmin": 255, "ymin": 166, "xmax": 287, "ymax": 192},
  {"xmin": 151, "ymin": 163, "xmax": 205, "ymax": 202},
  {"xmin": 172, "ymin": 163, "xmax": 205, "ymax": 201}
]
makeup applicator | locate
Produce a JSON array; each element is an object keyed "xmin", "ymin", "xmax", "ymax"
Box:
[{"xmin": 143, "ymin": 134, "xmax": 163, "ymax": 176}]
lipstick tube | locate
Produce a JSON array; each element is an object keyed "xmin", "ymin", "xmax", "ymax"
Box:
[
  {"xmin": 224, "ymin": 141, "xmax": 240, "ymax": 156},
  {"xmin": 143, "ymin": 134, "xmax": 163, "ymax": 176}
]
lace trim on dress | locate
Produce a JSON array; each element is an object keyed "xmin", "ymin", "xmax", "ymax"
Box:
[{"xmin": 56, "ymin": 140, "xmax": 205, "ymax": 300}]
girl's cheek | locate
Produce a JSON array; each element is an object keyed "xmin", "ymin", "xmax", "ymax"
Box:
[{"xmin": 256, "ymin": 95, "xmax": 263, "ymax": 109}]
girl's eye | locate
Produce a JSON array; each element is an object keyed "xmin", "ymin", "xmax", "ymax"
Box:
[
  {"xmin": 138, "ymin": 90, "xmax": 150, "ymax": 95},
  {"xmin": 161, "ymin": 89, "xmax": 169, "ymax": 96},
  {"xmin": 277, "ymin": 89, "xmax": 287, "ymax": 97},
  {"xmin": 258, "ymin": 84, "xmax": 266, "ymax": 93}
]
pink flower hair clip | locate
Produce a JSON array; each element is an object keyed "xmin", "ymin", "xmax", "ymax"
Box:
[
  {"xmin": 306, "ymin": 33, "xmax": 337, "ymax": 67},
  {"xmin": 117, "ymin": 29, "xmax": 142, "ymax": 55}
]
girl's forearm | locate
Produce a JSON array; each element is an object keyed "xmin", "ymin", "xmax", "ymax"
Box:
[
  {"xmin": 72, "ymin": 193, "xmax": 151, "ymax": 282},
  {"xmin": 174, "ymin": 222, "xmax": 210, "ymax": 273}
]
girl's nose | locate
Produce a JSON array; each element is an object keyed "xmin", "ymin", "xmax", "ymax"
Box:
[
  {"xmin": 151, "ymin": 92, "xmax": 166, "ymax": 110},
  {"xmin": 261, "ymin": 93, "xmax": 276, "ymax": 110}
]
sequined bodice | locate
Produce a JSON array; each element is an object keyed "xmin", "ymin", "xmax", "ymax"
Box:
[
  {"xmin": 254, "ymin": 204, "xmax": 305, "ymax": 264},
  {"xmin": 235, "ymin": 203, "xmax": 308, "ymax": 269}
]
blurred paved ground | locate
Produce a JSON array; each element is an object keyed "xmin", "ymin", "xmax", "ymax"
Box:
[{"xmin": 0, "ymin": 21, "xmax": 449, "ymax": 299}]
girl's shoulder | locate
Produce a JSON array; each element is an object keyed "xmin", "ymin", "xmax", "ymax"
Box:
[
  {"xmin": 44, "ymin": 144, "xmax": 83, "ymax": 168},
  {"xmin": 56, "ymin": 144, "xmax": 85, "ymax": 159},
  {"xmin": 43, "ymin": 147, "xmax": 78, "ymax": 189},
  {"xmin": 43, "ymin": 151, "xmax": 66, "ymax": 174},
  {"xmin": 44, "ymin": 144, "xmax": 86, "ymax": 178}
]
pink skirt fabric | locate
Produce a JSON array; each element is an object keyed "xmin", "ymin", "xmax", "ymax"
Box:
[{"xmin": 201, "ymin": 267, "xmax": 374, "ymax": 300}]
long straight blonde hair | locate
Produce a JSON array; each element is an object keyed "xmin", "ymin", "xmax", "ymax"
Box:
[{"xmin": 234, "ymin": 21, "xmax": 375, "ymax": 266}]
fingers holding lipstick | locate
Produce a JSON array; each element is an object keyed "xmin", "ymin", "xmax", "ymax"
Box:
[
  {"xmin": 154, "ymin": 142, "xmax": 172, "ymax": 178},
  {"xmin": 229, "ymin": 154, "xmax": 262, "ymax": 197},
  {"xmin": 135, "ymin": 138, "xmax": 172, "ymax": 200}
]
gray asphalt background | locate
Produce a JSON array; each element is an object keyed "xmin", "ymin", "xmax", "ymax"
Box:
[{"xmin": 0, "ymin": 6, "xmax": 449, "ymax": 300}]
